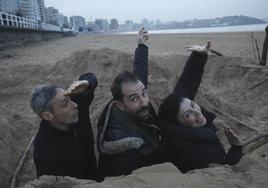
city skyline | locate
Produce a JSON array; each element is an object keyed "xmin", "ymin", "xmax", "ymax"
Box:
[{"xmin": 45, "ymin": 0, "xmax": 268, "ymax": 24}]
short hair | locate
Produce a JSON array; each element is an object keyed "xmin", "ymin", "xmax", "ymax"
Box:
[
  {"xmin": 111, "ymin": 71, "xmax": 141, "ymax": 101},
  {"xmin": 31, "ymin": 85, "xmax": 59, "ymax": 115},
  {"xmin": 158, "ymin": 94, "xmax": 183, "ymax": 124}
]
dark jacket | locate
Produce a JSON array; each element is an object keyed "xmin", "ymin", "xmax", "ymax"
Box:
[
  {"xmin": 97, "ymin": 44, "xmax": 163, "ymax": 177},
  {"xmin": 158, "ymin": 52, "xmax": 243, "ymax": 173},
  {"xmin": 33, "ymin": 73, "xmax": 100, "ymax": 180}
]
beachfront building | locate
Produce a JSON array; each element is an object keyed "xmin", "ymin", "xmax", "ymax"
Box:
[
  {"xmin": 63, "ymin": 16, "xmax": 69, "ymax": 28},
  {"xmin": 0, "ymin": 0, "xmax": 39, "ymax": 29},
  {"xmin": 110, "ymin": 18, "xmax": 119, "ymax": 30},
  {"xmin": 124, "ymin": 20, "xmax": 134, "ymax": 31},
  {"xmin": 37, "ymin": 0, "xmax": 46, "ymax": 22},
  {"xmin": 46, "ymin": 7, "xmax": 64, "ymax": 26},
  {"xmin": 0, "ymin": 0, "xmax": 19, "ymax": 15},
  {"xmin": 70, "ymin": 16, "xmax": 86, "ymax": 30},
  {"xmin": 18, "ymin": 0, "xmax": 41, "ymax": 21},
  {"xmin": 86, "ymin": 21, "xmax": 98, "ymax": 32},
  {"xmin": 142, "ymin": 19, "xmax": 149, "ymax": 28},
  {"xmin": 0, "ymin": 11, "xmax": 38, "ymax": 29},
  {"xmin": 46, "ymin": 7, "xmax": 58, "ymax": 25},
  {"xmin": 57, "ymin": 13, "xmax": 65, "ymax": 27},
  {"xmin": 94, "ymin": 19, "xmax": 109, "ymax": 31}
]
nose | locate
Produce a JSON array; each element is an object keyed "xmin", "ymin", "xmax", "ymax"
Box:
[
  {"xmin": 194, "ymin": 111, "xmax": 203, "ymax": 120},
  {"xmin": 192, "ymin": 109, "xmax": 200, "ymax": 116}
]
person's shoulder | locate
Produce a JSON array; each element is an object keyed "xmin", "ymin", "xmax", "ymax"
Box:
[
  {"xmin": 35, "ymin": 121, "xmax": 61, "ymax": 145},
  {"xmin": 108, "ymin": 113, "xmax": 125, "ymax": 130},
  {"xmin": 34, "ymin": 121, "xmax": 48, "ymax": 142}
]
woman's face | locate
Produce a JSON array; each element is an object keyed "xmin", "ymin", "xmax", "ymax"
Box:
[{"xmin": 177, "ymin": 98, "xmax": 206, "ymax": 127}]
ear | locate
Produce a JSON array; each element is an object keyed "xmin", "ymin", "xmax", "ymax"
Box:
[
  {"xmin": 114, "ymin": 100, "xmax": 125, "ymax": 111},
  {"xmin": 40, "ymin": 111, "xmax": 54, "ymax": 121}
]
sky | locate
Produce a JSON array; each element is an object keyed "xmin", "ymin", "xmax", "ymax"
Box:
[{"xmin": 45, "ymin": 0, "xmax": 268, "ymax": 24}]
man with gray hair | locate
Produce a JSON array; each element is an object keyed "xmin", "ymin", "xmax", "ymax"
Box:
[{"xmin": 31, "ymin": 73, "xmax": 100, "ymax": 181}]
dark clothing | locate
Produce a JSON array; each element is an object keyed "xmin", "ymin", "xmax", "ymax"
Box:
[
  {"xmin": 158, "ymin": 52, "xmax": 243, "ymax": 173},
  {"xmin": 97, "ymin": 44, "xmax": 163, "ymax": 177},
  {"xmin": 33, "ymin": 73, "xmax": 100, "ymax": 180}
]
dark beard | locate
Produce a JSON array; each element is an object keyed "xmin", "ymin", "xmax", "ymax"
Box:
[
  {"xmin": 122, "ymin": 106, "xmax": 150, "ymax": 121},
  {"xmin": 136, "ymin": 106, "xmax": 150, "ymax": 120}
]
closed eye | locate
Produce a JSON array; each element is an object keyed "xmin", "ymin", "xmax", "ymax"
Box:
[
  {"xmin": 62, "ymin": 97, "xmax": 70, "ymax": 107},
  {"xmin": 184, "ymin": 111, "xmax": 190, "ymax": 118}
]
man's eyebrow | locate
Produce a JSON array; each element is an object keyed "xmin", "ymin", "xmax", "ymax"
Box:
[{"xmin": 128, "ymin": 93, "xmax": 138, "ymax": 99}]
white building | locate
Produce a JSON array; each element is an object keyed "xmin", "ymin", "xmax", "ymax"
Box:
[
  {"xmin": 18, "ymin": 0, "xmax": 40, "ymax": 21},
  {"xmin": 46, "ymin": 7, "xmax": 59, "ymax": 25},
  {"xmin": 70, "ymin": 16, "xmax": 86, "ymax": 30},
  {"xmin": 37, "ymin": 0, "xmax": 46, "ymax": 22},
  {"xmin": 0, "ymin": 0, "xmax": 19, "ymax": 14},
  {"xmin": 63, "ymin": 16, "xmax": 69, "ymax": 28},
  {"xmin": 47, "ymin": 7, "xmax": 65, "ymax": 26}
]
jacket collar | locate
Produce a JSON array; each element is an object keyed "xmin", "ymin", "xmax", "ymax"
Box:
[{"xmin": 40, "ymin": 120, "xmax": 76, "ymax": 135}]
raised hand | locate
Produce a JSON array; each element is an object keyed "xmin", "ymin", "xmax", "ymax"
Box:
[
  {"xmin": 137, "ymin": 27, "xmax": 149, "ymax": 45},
  {"xmin": 65, "ymin": 80, "xmax": 89, "ymax": 96},
  {"xmin": 224, "ymin": 126, "xmax": 243, "ymax": 146},
  {"xmin": 185, "ymin": 41, "xmax": 211, "ymax": 53}
]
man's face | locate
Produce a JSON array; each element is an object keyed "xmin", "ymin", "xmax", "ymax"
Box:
[
  {"xmin": 177, "ymin": 98, "xmax": 206, "ymax": 128},
  {"xmin": 120, "ymin": 81, "xmax": 150, "ymax": 120},
  {"xmin": 50, "ymin": 88, "xmax": 79, "ymax": 127}
]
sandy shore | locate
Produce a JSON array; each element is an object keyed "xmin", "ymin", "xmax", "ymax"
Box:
[
  {"xmin": 0, "ymin": 32, "xmax": 267, "ymax": 188},
  {"xmin": 0, "ymin": 32, "xmax": 265, "ymax": 66}
]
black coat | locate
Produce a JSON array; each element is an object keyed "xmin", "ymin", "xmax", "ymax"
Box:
[
  {"xmin": 97, "ymin": 44, "xmax": 163, "ymax": 177},
  {"xmin": 33, "ymin": 73, "xmax": 100, "ymax": 180},
  {"xmin": 158, "ymin": 52, "xmax": 242, "ymax": 173}
]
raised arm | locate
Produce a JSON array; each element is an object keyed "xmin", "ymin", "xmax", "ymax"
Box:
[
  {"xmin": 173, "ymin": 42, "xmax": 210, "ymax": 100},
  {"xmin": 66, "ymin": 72, "xmax": 98, "ymax": 107},
  {"xmin": 133, "ymin": 28, "xmax": 149, "ymax": 87}
]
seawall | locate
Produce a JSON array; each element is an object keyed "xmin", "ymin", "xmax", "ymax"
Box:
[{"xmin": 0, "ymin": 26, "xmax": 65, "ymax": 50}]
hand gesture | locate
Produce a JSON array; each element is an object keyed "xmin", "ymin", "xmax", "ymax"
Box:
[
  {"xmin": 224, "ymin": 126, "xmax": 243, "ymax": 146},
  {"xmin": 185, "ymin": 41, "xmax": 211, "ymax": 54},
  {"xmin": 65, "ymin": 80, "xmax": 89, "ymax": 96},
  {"xmin": 137, "ymin": 27, "xmax": 149, "ymax": 45}
]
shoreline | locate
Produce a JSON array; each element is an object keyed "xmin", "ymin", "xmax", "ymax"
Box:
[{"xmin": 115, "ymin": 23, "xmax": 268, "ymax": 35}]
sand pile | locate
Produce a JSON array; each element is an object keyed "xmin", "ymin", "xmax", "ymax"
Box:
[{"xmin": 0, "ymin": 33, "xmax": 267, "ymax": 187}]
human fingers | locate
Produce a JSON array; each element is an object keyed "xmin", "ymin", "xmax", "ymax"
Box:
[
  {"xmin": 65, "ymin": 81, "xmax": 86, "ymax": 95},
  {"xmin": 65, "ymin": 87, "xmax": 74, "ymax": 96},
  {"xmin": 138, "ymin": 27, "xmax": 145, "ymax": 35},
  {"xmin": 144, "ymin": 35, "xmax": 149, "ymax": 41},
  {"xmin": 185, "ymin": 46, "xmax": 195, "ymax": 51}
]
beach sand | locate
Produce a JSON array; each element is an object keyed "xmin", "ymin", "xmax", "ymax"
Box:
[{"xmin": 0, "ymin": 31, "xmax": 267, "ymax": 188}]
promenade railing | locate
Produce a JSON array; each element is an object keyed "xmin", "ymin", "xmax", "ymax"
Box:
[{"xmin": 0, "ymin": 11, "xmax": 38, "ymax": 29}]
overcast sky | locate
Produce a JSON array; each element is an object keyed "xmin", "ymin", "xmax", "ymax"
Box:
[{"xmin": 45, "ymin": 0, "xmax": 268, "ymax": 24}]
